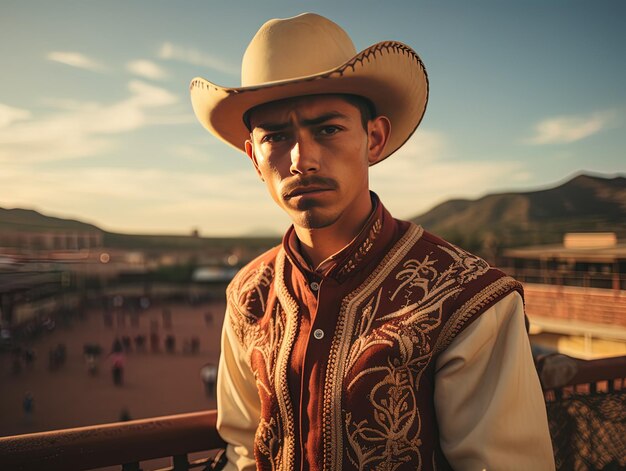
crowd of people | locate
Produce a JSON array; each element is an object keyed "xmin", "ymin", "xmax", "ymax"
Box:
[{"xmin": 4, "ymin": 293, "xmax": 222, "ymax": 431}]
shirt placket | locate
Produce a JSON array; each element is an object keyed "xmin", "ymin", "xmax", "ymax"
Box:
[{"xmin": 297, "ymin": 274, "xmax": 341, "ymax": 471}]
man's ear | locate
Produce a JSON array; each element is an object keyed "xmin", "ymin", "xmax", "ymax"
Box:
[
  {"xmin": 245, "ymin": 139, "xmax": 264, "ymax": 181},
  {"xmin": 367, "ymin": 116, "xmax": 391, "ymax": 166}
]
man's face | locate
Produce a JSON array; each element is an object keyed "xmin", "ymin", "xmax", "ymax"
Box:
[{"xmin": 245, "ymin": 95, "xmax": 388, "ymax": 231}]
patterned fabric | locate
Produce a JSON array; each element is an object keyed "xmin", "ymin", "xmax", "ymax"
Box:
[
  {"xmin": 225, "ymin": 197, "xmax": 523, "ymax": 471},
  {"xmin": 547, "ymin": 390, "xmax": 626, "ymax": 471}
]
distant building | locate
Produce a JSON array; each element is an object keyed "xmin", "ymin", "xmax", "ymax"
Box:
[
  {"xmin": 0, "ymin": 230, "xmax": 103, "ymax": 251},
  {"xmin": 501, "ymin": 232, "xmax": 626, "ymax": 291},
  {"xmin": 499, "ymin": 233, "xmax": 626, "ymax": 359}
]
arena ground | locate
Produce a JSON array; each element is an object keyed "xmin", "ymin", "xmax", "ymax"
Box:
[{"xmin": 0, "ymin": 299, "xmax": 224, "ymax": 442}]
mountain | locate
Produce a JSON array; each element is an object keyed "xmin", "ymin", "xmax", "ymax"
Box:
[
  {"xmin": 0, "ymin": 207, "xmax": 279, "ymax": 251},
  {"xmin": 0, "ymin": 207, "xmax": 101, "ymax": 233},
  {"xmin": 410, "ymin": 173, "xmax": 626, "ymax": 253}
]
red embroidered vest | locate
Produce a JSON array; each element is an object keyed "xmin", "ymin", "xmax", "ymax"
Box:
[{"xmin": 226, "ymin": 200, "xmax": 522, "ymax": 471}]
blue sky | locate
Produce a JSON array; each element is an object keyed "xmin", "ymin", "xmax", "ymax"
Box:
[{"xmin": 1, "ymin": 0, "xmax": 624, "ymax": 236}]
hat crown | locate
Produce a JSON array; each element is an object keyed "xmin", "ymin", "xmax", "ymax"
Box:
[{"xmin": 241, "ymin": 13, "xmax": 356, "ymax": 87}]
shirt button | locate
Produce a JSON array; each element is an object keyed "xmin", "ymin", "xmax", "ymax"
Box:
[
  {"xmin": 313, "ymin": 329, "xmax": 324, "ymax": 340},
  {"xmin": 310, "ymin": 281, "xmax": 320, "ymax": 291}
]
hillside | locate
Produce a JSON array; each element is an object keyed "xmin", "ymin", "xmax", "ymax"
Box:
[
  {"xmin": 0, "ymin": 207, "xmax": 101, "ymax": 233},
  {"xmin": 410, "ymin": 173, "xmax": 626, "ymax": 252},
  {"xmin": 0, "ymin": 207, "xmax": 279, "ymax": 251}
]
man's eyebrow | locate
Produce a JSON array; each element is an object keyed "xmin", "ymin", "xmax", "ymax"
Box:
[
  {"xmin": 254, "ymin": 111, "xmax": 349, "ymax": 131},
  {"xmin": 254, "ymin": 121, "xmax": 289, "ymax": 132},
  {"xmin": 301, "ymin": 111, "xmax": 348, "ymax": 127}
]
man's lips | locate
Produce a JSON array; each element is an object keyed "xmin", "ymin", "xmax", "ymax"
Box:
[
  {"xmin": 282, "ymin": 176, "xmax": 338, "ymax": 199},
  {"xmin": 285, "ymin": 186, "xmax": 333, "ymax": 198}
]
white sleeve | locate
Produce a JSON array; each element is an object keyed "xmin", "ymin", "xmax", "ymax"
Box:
[
  {"xmin": 435, "ymin": 291, "xmax": 555, "ymax": 470},
  {"xmin": 217, "ymin": 305, "xmax": 261, "ymax": 471}
]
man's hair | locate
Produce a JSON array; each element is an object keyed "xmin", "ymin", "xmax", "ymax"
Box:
[
  {"xmin": 340, "ymin": 94, "xmax": 377, "ymax": 130},
  {"xmin": 243, "ymin": 94, "xmax": 377, "ymax": 132}
]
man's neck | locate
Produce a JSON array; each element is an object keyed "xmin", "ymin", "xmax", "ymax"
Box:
[{"xmin": 293, "ymin": 195, "xmax": 374, "ymax": 269}]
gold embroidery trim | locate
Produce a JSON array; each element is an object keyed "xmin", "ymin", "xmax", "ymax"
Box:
[
  {"xmin": 433, "ymin": 275, "xmax": 523, "ymax": 355},
  {"xmin": 273, "ymin": 250, "xmax": 299, "ymax": 470},
  {"xmin": 323, "ymin": 224, "xmax": 424, "ymax": 470},
  {"xmin": 337, "ymin": 217, "xmax": 383, "ymax": 278}
]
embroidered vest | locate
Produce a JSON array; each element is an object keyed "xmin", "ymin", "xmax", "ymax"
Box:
[{"xmin": 227, "ymin": 223, "xmax": 522, "ymax": 471}]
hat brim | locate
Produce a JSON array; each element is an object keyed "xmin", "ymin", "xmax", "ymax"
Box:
[{"xmin": 190, "ymin": 41, "xmax": 429, "ymax": 163}]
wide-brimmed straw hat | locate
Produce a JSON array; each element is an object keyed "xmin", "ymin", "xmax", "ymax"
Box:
[{"xmin": 190, "ymin": 13, "xmax": 428, "ymax": 163}]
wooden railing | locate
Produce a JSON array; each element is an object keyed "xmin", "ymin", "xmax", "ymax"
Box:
[
  {"xmin": 498, "ymin": 266, "xmax": 626, "ymax": 291},
  {"xmin": 1, "ymin": 355, "xmax": 625, "ymax": 471},
  {"xmin": 536, "ymin": 354, "xmax": 626, "ymax": 471},
  {"xmin": 537, "ymin": 354, "xmax": 626, "ymax": 397},
  {"xmin": 0, "ymin": 410, "xmax": 226, "ymax": 471}
]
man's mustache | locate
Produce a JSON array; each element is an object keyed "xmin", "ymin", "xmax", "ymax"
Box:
[{"xmin": 280, "ymin": 175, "xmax": 338, "ymax": 197}]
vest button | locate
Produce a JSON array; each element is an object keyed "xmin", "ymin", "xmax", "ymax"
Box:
[
  {"xmin": 310, "ymin": 281, "xmax": 320, "ymax": 291},
  {"xmin": 313, "ymin": 329, "xmax": 324, "ymax": 340}
]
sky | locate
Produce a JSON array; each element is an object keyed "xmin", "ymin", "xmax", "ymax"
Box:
[{"xmin": 1, "ymin": 0, "xmax": 625, "ymax": 237}]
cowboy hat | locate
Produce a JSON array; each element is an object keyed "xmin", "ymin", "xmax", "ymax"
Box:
[{"xmin": 190, "ymin": 12, "xmax": 428, "ymax": 163}]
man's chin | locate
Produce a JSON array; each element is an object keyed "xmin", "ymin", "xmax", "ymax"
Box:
[{"xmin": 289, "ymin": 208, "xmax": 338, "ymax": 230}]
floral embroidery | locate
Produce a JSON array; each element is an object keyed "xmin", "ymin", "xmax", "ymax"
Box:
[
  {"xmin": 323, "ymin": 224, "xmax": 424, "ymax": 470},
  {"xmin": 346, "ymin": 289, "xmax": 393, "ymax": 376},
  {"xmin": 227, "ymin": 253, "xmax": 297, "ymax": 470},
  {"xmin": 439, "ymin": 244, "xmax": 489, "ymax": 285},
  {"xmin": 389, "ymin": 244, "xmax": 488, "ymax": 304},
  {"xmin": 337, "ymin": 217, "xmax": 383, "ymax": 278},
  {"xmin": 256, "ymin": 417, "xmax": 283, "ymax": 470},
  {"xmin": 345, "ymin": 358, "xmax": 423, "ymax": 470},
  {"xmin": 341, "ymin": 234, "xmax": 496, "ymax": 470},
  {"xmin": 390, "ymin": 255, "xmax": 439, "ymax": 302},
  {"xmin": 234, "ymin": 261, "xmax": 274, "ymax": 317}
]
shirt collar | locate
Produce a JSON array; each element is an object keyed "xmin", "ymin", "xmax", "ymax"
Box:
[{"xmin": 283, "ymin": 192, "xmax": 397, "ymax": 283}]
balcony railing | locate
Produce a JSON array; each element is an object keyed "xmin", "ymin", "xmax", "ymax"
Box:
[
  {"xmin": 498, "ymin": 266, "xmax": 626, "ymax": 291},
  {"xmin": 537, "ymin": 354, "xmax": 626, "ymax": 471},
  {"xmin": 1, "ymin": 355, "xmax": 625, "ymax": 471},
  {"xmin": 0, "ymin": 410, "xmax": 226, "ymax": 471}
]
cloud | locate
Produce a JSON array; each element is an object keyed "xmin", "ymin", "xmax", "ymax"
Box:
[
  {"xmin": 47, "ymin": 51, "xmax": 106, "ymax": 72},
  {"xmin": 391, "ymin": 129, "xmax": 446, "ymax": 163},
  {"xmin": 0, "ymin": 80, "xmax": 180, "ymax": 162},
  {"xmin": 158, "ymin": 42, "xmax": 238, "ymax": 76},
  {"xmin": 0, "ymin": 104, "xmax": 31, "ymax": 128},
  {"xmin": 524, "ymin": 111, "xmax": 616, "ymax": 145},
  {"xmin": 370, "ymin": 130, "xmax": 530, "ymax": 219},
  {"xmin": 126, "ymin": 80, "xmax": 177, "ymax": 108},
  {"xmin": 127, "ymin": 59, "xmax": 167, "ymax": 80},
  {"xmin": 171, "ymin": 145, "xmax": 210, "ymax": 162}
]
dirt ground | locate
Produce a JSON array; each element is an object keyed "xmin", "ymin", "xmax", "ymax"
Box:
[{"xmin": 0, "ymin": 300, "xmax": 224, "ymax": 442}]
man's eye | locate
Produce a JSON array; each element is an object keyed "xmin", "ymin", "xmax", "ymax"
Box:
[
  {"xmin": 261, "ymin": 133, "xmax": 286, "ymax": 143},
  {"xmin": 319, "ymin": 126, "xmax": 341, "ymax": 136}
]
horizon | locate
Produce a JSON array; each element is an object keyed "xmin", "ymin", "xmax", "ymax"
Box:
[
  {"xmin": 2, "ymin": 1, "xmax": 625, "ymax": 236},
  {"xmin": 3, "ymin": 170, "xmax": 623, "ymax": 238}
]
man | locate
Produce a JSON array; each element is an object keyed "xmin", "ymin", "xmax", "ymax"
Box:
[{"xmin": 190, "ymin": 13, "xmax": 554, "ymax": 471}]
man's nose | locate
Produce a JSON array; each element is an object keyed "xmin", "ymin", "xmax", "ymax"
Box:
[{"xmin": 290, "ymin": 134, "xmax": 320, "ymax": 175}]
